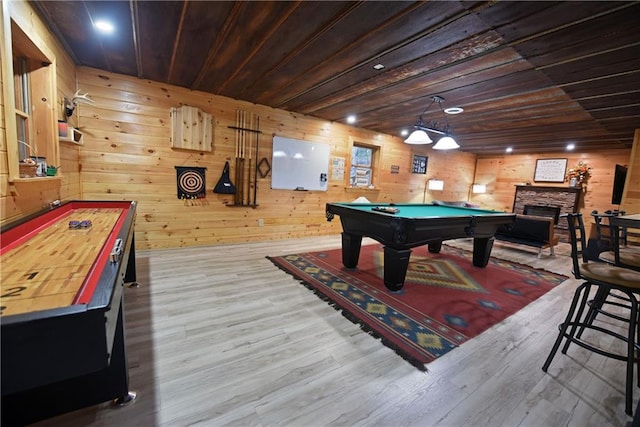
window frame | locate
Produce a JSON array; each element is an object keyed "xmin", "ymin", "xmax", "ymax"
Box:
[
  {"xmin": 348, "ymin": 137, "xmax": 382, "ymax": 190},
  {"xmin": 1, "ymin": 2, "xmax": 59, "ymax": 182}
]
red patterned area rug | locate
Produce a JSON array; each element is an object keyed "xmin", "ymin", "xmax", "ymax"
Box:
[{"xmin": 267, "ymin": 244, "xmax": 567, "ymax": 370}]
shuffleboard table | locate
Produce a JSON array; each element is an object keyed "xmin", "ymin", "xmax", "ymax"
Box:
[
  {"xmin": 0, "ymin": 200, "xmax": 138, "ymax": 426},
  {"xmin": 326, "ymin": 202, "xmax": 516, "ymax": 291}
]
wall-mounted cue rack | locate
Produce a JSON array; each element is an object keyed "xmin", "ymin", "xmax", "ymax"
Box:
[{"xmin": 227, "ymin": 109, "xmax": 261, "ymax": 208}]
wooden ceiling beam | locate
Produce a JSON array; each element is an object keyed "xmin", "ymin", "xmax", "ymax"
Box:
[
  {"xmin": 167, "ymin": 1, "xmax": 189, "ymax": 84},
  {"xmin": 191, "ymin": 1, "xmax": 244, "ymax": 89},
  {"xmin": 216, "ymin": 1, "xmax": 302, "ymax": 94},
  {"xmin": 272, "ymin": 3, "xmax": 476, "ymax": 109},
  {"xmin": 129, "ymin": 0, "xmax": 142, "ymax": 79}
]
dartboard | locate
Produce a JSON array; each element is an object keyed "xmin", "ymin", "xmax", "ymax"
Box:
[{"xmin": 175, "ymin": 166, "xmax": 206, "ymax": 199}]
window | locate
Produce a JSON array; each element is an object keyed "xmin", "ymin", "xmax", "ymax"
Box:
[
  {"xmin": 2, "ymin": 9, "xmax": 58, "ymax": 181},
  {"xmin": 351, "ymin": 145, "xmax": 372, "ymax": 187},
  {"xmin": 14, "ymin": 56, "xmax": 30, "ymax": 161},
  {"xmin": 349, "ymin": 141, "xmax": 380, "ymax": 188}
]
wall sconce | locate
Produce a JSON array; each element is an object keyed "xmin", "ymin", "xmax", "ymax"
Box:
[
  {"xmin": 428, "ymin": 179, "xmax": 444, "ymax": 191},
  {"xmin": 472, "ymin": 184, "xmax": 487, "ymax": 194}
]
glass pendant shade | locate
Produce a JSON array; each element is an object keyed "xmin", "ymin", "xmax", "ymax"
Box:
[
  {"xmin": 433, "ymin": 135, "xmax": 460, "ymax": 150},
  {"xmin": 404, "ymin": 129, "xmax": 433, "ymax": 144}
]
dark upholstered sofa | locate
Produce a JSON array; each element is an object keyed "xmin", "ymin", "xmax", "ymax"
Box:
[
  {"xmin": 494, "ymin": 214, "xmax": 559, "ymax": 258},
  {"xmin": 431, "ymin": 200, "xmax": 560, "ymax": 258}
]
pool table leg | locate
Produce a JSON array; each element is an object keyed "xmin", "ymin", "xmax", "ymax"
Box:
[
  {"xmin": 472, "ymin": 237, "xmax": 494, "ymax": 267},
  {"xmin": 428, "ymin": 240, "xmax": 442, "ymax": 253},
  {"xmin": 341, "ymin": 232, "xmax": 362, "ymax": 268},
  {"xmin": 383, "ymin": 247, "xmax": 412, "ymax": 291}
]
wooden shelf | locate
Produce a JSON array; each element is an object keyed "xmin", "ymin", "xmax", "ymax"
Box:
[
  {"xmin": 10, "ymin": 176, "xmax": 61, "ymax": 184},
  {"xmin": 58, "ymin": 123, "xmax": 83, "ymax": 144},
  {"xmin": 345, "ymin": 186, "xmax": 380, "ymax": 192}
]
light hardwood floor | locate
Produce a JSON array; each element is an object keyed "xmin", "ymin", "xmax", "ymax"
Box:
[{"xmin": 33, "ymin": 236, "xmax": 636, "ymax": 427}]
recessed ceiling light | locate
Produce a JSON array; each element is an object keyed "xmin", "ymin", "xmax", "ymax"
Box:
[
  {"xmin": 505, "ymin": 147, "xmax": 513, "ymax": 153},
  {"xmin": 373, "ymin": 63, "xmax": 385, "ymax": 70},
  {"xmin": 567, "ymin": 143, "xmax": 575, "ymax": 150},
  {"xmin": 401, "ymin": 129, "xmax": 408, "ymax": 136},
  {"xmin": 444, "ymin": 107, "xmax": 464, "ymax": 115},
  {"xmin": 94, "ymin": 20, "xmax": 115, "ymax": 34},
  {"xmin": 346, "ymin": 115, "xmax": 356, "ymax": 124}
]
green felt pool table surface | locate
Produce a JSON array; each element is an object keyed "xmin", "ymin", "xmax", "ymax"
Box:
[{"xmin": 335, "ymin": 202, "xmax": 502, "ymax": 218}]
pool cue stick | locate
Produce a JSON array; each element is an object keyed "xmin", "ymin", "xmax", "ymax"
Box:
[
  {"xmin": 247, "ymin": 113, "xmax": 252, "ymax": 206},
  {"xmin": 423, "ymin": 179, "xmax": 427, "ymax": 204},
  {"xmin": 236, "ymin": 110, "xmax": 244, "ymax": 205},
  {"xmin": 234, "ymin": 109, "xmax": 241, "ymax": 205},
  {"xmin": 245, "ymin": 112, "xmax": 249, "ymax": 206},
  {"xmin": 243, "ymin": 110, "xmax": 248, "ymax": 204},
  {"xmin": 246, "ymin": 112, "xmax": 251, "ymax": 204},
  {"xmin": 240, "ymin": 109, "xmax": 246, "ymax": 205},
  {"xmin": 238, "ymin": 109, "xmax": 244, "ymax": 205},
  {"xmin": 253, "ymin": 115, "xmax": 259, "ymax": 206}
]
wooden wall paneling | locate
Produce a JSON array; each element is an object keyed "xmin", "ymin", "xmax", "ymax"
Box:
[
  {"xmin": 58, "ymin": 140, "xmax": 80, "ymax": 199},
  {"xmin": 0, "ymin": 127, "xmax": 6, "ymax": 169},
  {"xmin": 0, "ymin": 0, "xmax": 12, "ymax": 205},
  {"xmin": 0, "ymin": 48, "xmax": 11, "ymax": 211},
  {"xmin": 76, "ymin": 67, "xmax": 483, "ymax": 250},
  {"xmin": 72, "ymin": 69, "xmax": 334, "ymax": 248},
  {"xmin": 0, "ymin": 1, "xmax": 77, "ymax": 226},
  {"xmin": 1, "ymin": 95, "xmax": 6, "ymax": 171},
  {"xmin": 620, "ymin": 129, "xmax": 639, "ymax": 214},
  {"xmin": 55, "ymin": 48, "xmax": 76, "ymax": 125},
  {"xmin": 72, "ymin": 65, "xmax": 613, "ymax": 249},
  {"xmin": 0, "ymin": 81, "xmax": 6, "ymax": 154},
  {"xmin": 472, "ymin": 149, "xmax": 633, "ymax": 237},
  {"xmin": 54, "ymin": 25, "xmax": 80, "ymax": 203},
  {"xmin": 27, "ymin": 62, "xmax": 58, "ymax": 165},
  {"xmin": 439, "ymin": 151, "xmax": 476, "ymax": 201},
  {"xmin": 80, "ymin": 105, "xmax": 170, "ymax": 133}
]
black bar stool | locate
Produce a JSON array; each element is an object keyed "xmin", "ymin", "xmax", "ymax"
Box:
[
  {"xmin": 585, "ymin": 211, "xmax": 640, "ymax": 332},
  {"xmin": 592, "ymin": 210, "xmax": 640, "ymax": 271},
  {"xmin": 542, "ymin": 213, "xmax": 640, "ymax": 416}
]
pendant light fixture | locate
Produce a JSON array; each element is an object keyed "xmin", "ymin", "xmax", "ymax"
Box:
[{"xmin": 404, "ymin": 95, "xmax": 460, "ymax": 150}]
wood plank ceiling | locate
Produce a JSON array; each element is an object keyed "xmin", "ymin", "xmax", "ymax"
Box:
[{"xmin": 32, "ymin": 1, "xmax": 640, "ymax": 155}]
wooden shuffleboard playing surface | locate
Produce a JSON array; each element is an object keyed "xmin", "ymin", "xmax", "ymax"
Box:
[{"xmin": 0, "ymin": 208, "xmax": 123, "ymax": 316}]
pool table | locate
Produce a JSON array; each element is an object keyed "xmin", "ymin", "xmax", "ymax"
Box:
[
  {"xmin": 326, "ymin": 202, "xmax": 516, "ymax": 291},
  {"xmin": 1, "ymin": 200, "xmax": 138, "ymax": 426}
]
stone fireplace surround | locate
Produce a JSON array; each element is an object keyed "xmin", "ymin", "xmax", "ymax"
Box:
[{"xmin": 512, "ymin": 185, "xmax": 582, "ymax": 241}]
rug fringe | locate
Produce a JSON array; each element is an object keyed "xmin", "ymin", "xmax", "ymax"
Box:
[{"xmin": 267, "ymin": 256, "xmax": 428, "ymax": 372}]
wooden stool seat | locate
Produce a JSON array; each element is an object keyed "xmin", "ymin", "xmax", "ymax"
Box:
[
  {"xmin": 581, "ymin": 260, "xmax": 640, "ymax": 286},
  {"xmin": 598, "ymin": 247, "xmax": 640, "ymax": 270}
]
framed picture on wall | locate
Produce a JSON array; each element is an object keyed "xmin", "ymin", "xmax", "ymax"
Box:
[
  {"xmin": 412, "ymin": 155, "xmax": 428, "ymax": 174},
  {"xmin": 534, "ymin": 158, "xmax": 567, "ymax": 182}
]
